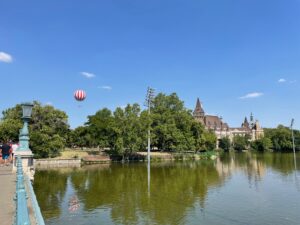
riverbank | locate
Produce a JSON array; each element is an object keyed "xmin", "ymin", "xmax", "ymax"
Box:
[{"xmin": 34, "ymin": 150, "xmax": 218, "ymax": 168}]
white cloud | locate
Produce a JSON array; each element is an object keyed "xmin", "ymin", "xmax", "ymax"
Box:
[
  {"xmin": 278, "ymin": 78, "xmax": 286, "ymax": 83},
  {"xmin": 239, "ymin": 92, "xmax": 264, "ymax": 99},
  {"xmin": 81, "ymin": 72, "xmax": 95, "ymax": 78},
  {"xmin": 0, "ymin": 52, "xmax": 13, "ymax": 63},
  {"xmin": 99, "ymin": 85, "xmax": 112, "ymax": 90}
]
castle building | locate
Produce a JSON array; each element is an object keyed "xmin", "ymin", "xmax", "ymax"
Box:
[{"xmin": 193, "ymin": 98, "xmax": 264, "ymax": 142}]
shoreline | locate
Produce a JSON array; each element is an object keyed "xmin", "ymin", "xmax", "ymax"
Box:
[{"xmin": 34, "ymin": 152, "xmax": 218, "ymax": 168}]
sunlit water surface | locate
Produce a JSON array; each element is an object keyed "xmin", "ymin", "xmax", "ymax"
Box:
[{"xmin": 34, "ymin": 152, "xmax": 300, "ymax": 225}]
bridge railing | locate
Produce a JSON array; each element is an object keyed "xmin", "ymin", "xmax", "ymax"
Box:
[
  {"xmin": 26, "ymin": 175, "xmax": 45, "ymax": 225},
  {"xmin": 14, "ymin": 155, "xmax": 45, "ymax": 225}
]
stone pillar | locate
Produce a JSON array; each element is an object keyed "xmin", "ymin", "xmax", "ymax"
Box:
[{"xmin": 13, "ymin": 153, "xmax": 35, "ymax": 180}]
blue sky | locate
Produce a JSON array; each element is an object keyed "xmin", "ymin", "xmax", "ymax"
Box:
[{"xmin": 0, "ymin": 0, "xmax": 300, "ymax": 129}]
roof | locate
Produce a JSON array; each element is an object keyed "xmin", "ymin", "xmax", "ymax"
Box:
[{"xmin": 204, "ymin": 115, "xmax": 224, "ymax": 129}]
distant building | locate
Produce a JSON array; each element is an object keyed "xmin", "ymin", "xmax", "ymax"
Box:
[{"xmin": 193, "ymin": 98, "xmax": 264, "ymax": 143}]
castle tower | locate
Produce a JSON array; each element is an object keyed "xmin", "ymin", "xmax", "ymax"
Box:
[
  {"xmin": 193, "ymin": 98, "xmax": 205, "ymax": 124},
  {"xmin": 250, "ymin": 112, "xmax": 254, "ymax": 129},
  {"xmin": 254, "ymin": 120, "xmax": 264, "ymax": 140},
  {"xmin": 242, "ymin": 117, "xmax": 250, "ymax": 129}
]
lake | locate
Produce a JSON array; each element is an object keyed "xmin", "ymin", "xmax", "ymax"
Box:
[{"xmin": 34, "ymin": 152, "xmax": 300, "ymax": 225}]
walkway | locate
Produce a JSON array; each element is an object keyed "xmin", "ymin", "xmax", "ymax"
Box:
[{"xmin": 0, "ymin": 164, "xmax": 15, "ymax": 225}]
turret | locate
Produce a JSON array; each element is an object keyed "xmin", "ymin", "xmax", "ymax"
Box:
[
  {"xmin": 193, "ymin": 98, "xmax": 205, "ymax": 124},
  {"xmin": 250, "ymin": 112, "xmax": 254, "ymax": 128},
  {"xmin": 242, "ymin": 117, "xmax": 250, "ymax": 129}
]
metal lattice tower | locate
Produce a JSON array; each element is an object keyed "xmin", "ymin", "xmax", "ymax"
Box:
[{"xmin": 145, "ymin": 87, "xmax": 155, "ymax": 162}]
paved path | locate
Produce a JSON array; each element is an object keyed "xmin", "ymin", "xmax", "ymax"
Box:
[{"xmin": 0, "ymin": 164, "xmax": 15, "ymax": 225}]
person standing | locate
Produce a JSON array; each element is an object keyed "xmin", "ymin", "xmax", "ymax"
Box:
[{"xmin": 1, "ymin": 141, "xmax": 12, "ymax": 166}]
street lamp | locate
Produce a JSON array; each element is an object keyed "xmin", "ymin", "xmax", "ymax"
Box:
[
  {"xmin": 17, "ymin": 102, "xmax": 34, "ymax": 152},
  {"xmin": 22, "ymin": 102, "xmax": 34, "ymax": 119}
]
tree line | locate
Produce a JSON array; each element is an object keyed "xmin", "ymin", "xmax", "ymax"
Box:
[
  {"xmin": 0, "ymin": 93, "xmax": 216, "ymax": 158},
  {"xmin": 219, "ymin": 125, "xmax": 300, "ymax": 152},
  {"xmin": 0, "ymin": 93, "xmax": 298, "ymax": 158},
  {"xmin": 69, "ymin": 93, "xmax": 217, "ymax": 159}
]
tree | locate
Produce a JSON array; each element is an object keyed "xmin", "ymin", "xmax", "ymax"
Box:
[
  {"xmin": 0, "ymin": 102, "xmax": 70, "ymax": 158},
  {"xmin": 0, "ymin": 119, "xmax": 23, "ymax": 142},
  {"xmin": 265, "ymin": 125, "xmax": 294, "ymax": 152},
  {"xmin": 110, "ymin": 104, "xmax": 145, "ymax": 160},
  {"xmin": 151, "ymin": 93, "xmax": 207, "ymax": 152},
  {"xmin": 219, "ymin": 137, "xmax": 231, "ymax": 151},
  {"xmin": 80, "ymin": 92, "xmax": 217, "ymax": 157},
  {"xmin": 85, "ymin": 108, "xmax": 115, "ymax": 148},
  {"xmin": 84, "ymin": 104, "xmax": 147, "ymax": 160},
  {"xmin": 294, "ymin": 129, "xmax": 300, "ymax": 151},
  {"xmin": 200, "ymin": 130, "xmax": 217, "ymax": 151},
  {"xmin": 251, "ymin": 137, "xmax": 273, "ymax": 152},
  {"xmin": 68, "ymin": 126, "xmax": 93, "ymax": 148},
  {"xmin": 122, "ymin": 104, "xmax": 145, "ymax": 154},
  {"xmin": 0, "ymin": 104, "xmax": 23, "ymax": 142},
  {"xmin": 233, "ymin": 135, "xmax": 248, "ymax": 151}
]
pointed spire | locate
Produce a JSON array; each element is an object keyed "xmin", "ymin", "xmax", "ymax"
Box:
[
  {"xmin": 242, "ymin": 116, "xmax": 250, "ymax": 128},
  {"xmin": 193, "ymin": 98, "xmax": 205, "ymax": 118},
  {"xmin": 196, "ymin": 98, "xmax": 201, "ymax": 109}
]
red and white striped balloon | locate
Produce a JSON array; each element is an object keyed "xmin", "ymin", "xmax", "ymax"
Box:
[{"xmin": 74, "ymin": 90, "xmax": 86, "ymax": 101}]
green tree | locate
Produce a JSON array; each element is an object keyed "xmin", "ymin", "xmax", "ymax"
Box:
[
  {"xmin": 81, "ymin": 92, "xmax": 217, "ymax": 157},
  {"xmin": 85, "ymin": 108, "xmax": 114, "ymax": 148},
  {"xmin": 233, "ymin": 135, "xmax": 248, "ymax": 151},
  {"xmin": 84, "ymin": 104, "xmax": 147, "ymax": 160},
  {"xmin": 68, "ymin": 126, "xmax": 93, "ymax": 148},
  {"xmin": 0, "ymin": 119, "xmax": 23, "ymax": 142},
  {"xmin": 0, "ymin": 104, "xmax": 23, "ymax": 142},
  {"xmin": 122, "ymin": 104, "xmax": 145, "ymax": 154},
  {"xmin": 0, "ymin": 102, "xmax": 70, "ymax": 158},
  {"xmin": 151, "ymin": 93, "xmax": 207, "ymax": 152},
  {"xmin": 219, "ymin": 137, "xmax": 231, "ymax": 151},
  {"xmin": 111, "ymin": 104, "xmax": 145, "ymax": 160},
  {"xmin": 265, "ymin": 125, "xmax": 294, "ymax": 152},
  {"xmin": 294, "ymin": 129, "xmax": 300, "ymax": 151},
  {"xmin": 251, "ymin": 137, "xmax": 273, "ymax": 152},
  {"xmin": 200, "ymin": 130, "xmax": 217, "ymax": 151}
]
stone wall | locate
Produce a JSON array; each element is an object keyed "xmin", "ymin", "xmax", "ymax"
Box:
[{"xmin": 34, "ymin": 159, "xmax": 81, "ymax": 168}]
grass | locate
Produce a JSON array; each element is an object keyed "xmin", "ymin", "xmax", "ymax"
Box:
[
  {"xmin": 55, "ymin": 148, "xmax": 100, "ymax": 159},
  {"xmin": 55, "ymin": 148, "xmax": 218, "ymax": 161}
]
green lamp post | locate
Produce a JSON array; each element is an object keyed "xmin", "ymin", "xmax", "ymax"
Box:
[{"xmin": 17, "ymin": 102, "xmax": 34, "ymax": 151}]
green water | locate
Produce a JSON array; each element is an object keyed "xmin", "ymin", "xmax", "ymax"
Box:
[{"xmin": 34, "ymin": 152, "xmax": 300, "ymax": 225}]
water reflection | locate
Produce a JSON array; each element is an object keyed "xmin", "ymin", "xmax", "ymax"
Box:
[
  {"xmin": 34, "ymin": 170, "xmax": 68, "ymax": 219},
  {"xmin": 34, "ymin": 152, "xmax": 300, "ymax": 225},
  {"xmin": 68, "ymin": 195, "xmax": 80, "ymax": 213},
  {"xmin": 147, "ymin": 160, "xmax": 150, "ymax": 198}
]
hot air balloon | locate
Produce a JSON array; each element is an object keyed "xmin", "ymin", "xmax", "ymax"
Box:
[{"xmin": 74, "ymin": 90, "xmax": 86, "ymax": 101}]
